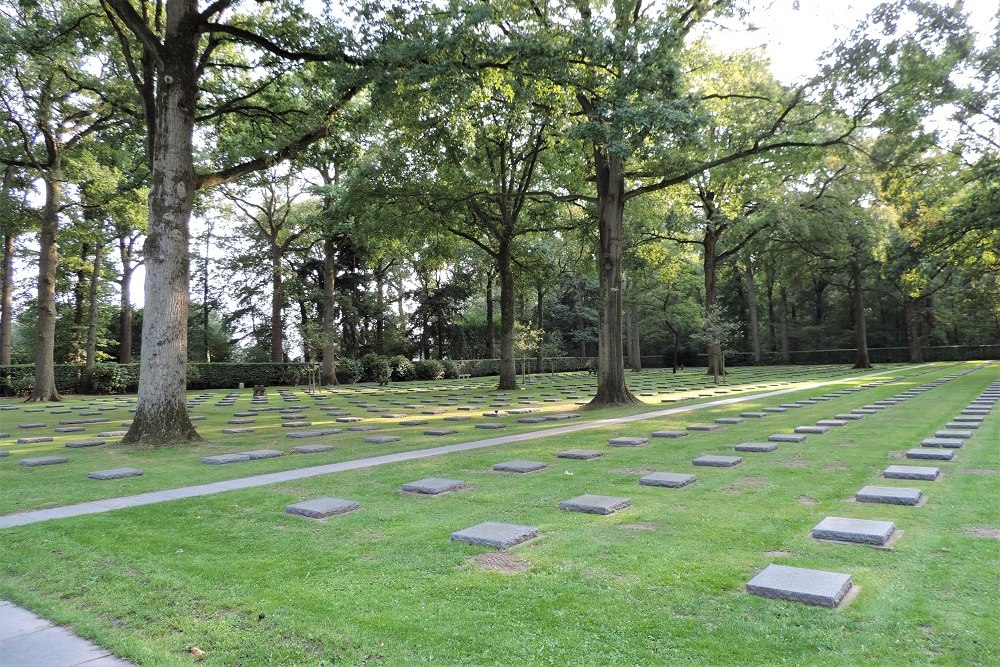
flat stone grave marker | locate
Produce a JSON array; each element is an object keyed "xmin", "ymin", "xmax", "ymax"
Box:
[
  {"xmin": 735, "ymin": 442, "xmax": 777, "ymax": 453},
  {"xmin": 779, "ymin": 404, "xmax": 803, "ymax": 409},
  {"xmin": 934, "ymin": 430, "xmax": 973, "ymax": 439},
  {"xmin": 693, "ymin": 454, "xmax": 742, "ymax": 467},
  {"xmin": 884, "ymin": 465, "xmax": 939, "ymax": 481},
  {"xmin": 545, "ymin": 413, "xmax": 580, "ymax": 421},
  {"xmin": 202, "ymin": 453, "xmax": 252, "ymax": 465},
  {"xmin": 639, "ymin": 472, "xmax": 696, "ymax": 488},
  {"xmin": 19, "ymin": 456, "xmax": 69, "ymax": 467},
  {"xmin": 952, "ymin": 415, "xmax": 984, "ymax": 422},
  {"xmin": 348, "ymin": 425, "xmax": 380, "ymax": 432},
  {"xmin": 54, "ymin": 427, "xmax": 85, "ymax": 433},
  {"xmin": 686, "ymin": 424, "xmax": 721, "ymax": 431},
  {"xmin": 365, "ymin": 435, "xmax": 401, "ymax": 444},
  {"xmin": 65, "ymin": 439, "xmax": 104, "ymax": 448},
  {"xmin": 16, "ymin": 436, "xmax": 54, "ymax": 444},
  {"xmin": 286, "ymin": 497, "xmax": 360, "ymax": 519},
  {"xmin": 746, "ymin": 564, "xmax": 853, "ymax": 608},
  {"xmin": 222, "ymin": 428, "xmax": 254, "ymax": 435},
  {"xmin": 243, "ymin": 449, "xmax": 284, "ymax": 460},
  {"xmin": 762, "ymin": 407, "xmax": 787, "ymax": 413},
  {"xmin": 921, "ymin": 438, "xmax": 963, "ymax": 449},
  {"xmin": 281, "ymin": 421, "xmax": 312, "ymax": 428},
  {"xmin": 559, "ymin": 494, "xmax": 630, "ymax": 515},
  {"xmin": 812, "ymin": 517, "xmax": 896, "ymax": 546},
  {"xmin": 88, "ymin": 468, "xmax": 144, "ymax": 481},
  {"xmin": 451, "ymin": 521, "xmax": 537, "ymax": 549},
  {"xmin": 961, "ymin": 409, "xmax": 989, "ymax": 415},
  {"xmin": 768, "ymin": 434, "xmax": 806, "ymax": 443},
  {"xmin": 518, "ymin": 417, "xmax": 546, "ymax": 424},
  {"xmin": 946, "ymin": 422, "xmax": 979, "ymax": 430},
  {"xmin": 292, "ymin": 444, "xmax": 334, "ymax": 454},
  {"xmin": 424, "ymin": 429, "xmax": 457, "ymax": 436},
  {"xmin": 651, "ymin": 430, "xmax": 688, "ymax": 438},
  {"xmin": 557, "ymin": 449, "xmax": 604, "ymax": 460},
  {"xmin": 856, "ymin": 485, "xmax": 922, "ymax": 506},
  {"xmin": 608, "ymin": 436, "xmax": 648, "ymax": 447},
  {"xmin": 97, "ymin": 431, "xmax": 127, "ymax": 438},
  {"xmin": 795, "ymin": 426, "xmax": 829, "ymax": 434},
  {"xmin": 715, "ymin": 418, "xmax": 745, "ymax": 425},
  {"xmin": 476, "ymin": 423, "xmax": 506, "ymax": 430},
  {"xmin": 852, "ymin": 408, "xmax": 877, "ymax": 415},
  {"xmin": 17, "ymin": 423, "xmax": 46, "ymax": 429},
  {"xmin": 400, "ymin": 420, "xmax": 429, "ymax": 426},
  {"xmin": 740, "ymin": 412, "xmax": 767, "ymax": 418},
  {"xmin": 286, "ymin": 429, "xmax": 341, "ymax": 438},
  {"xmin": 816, "ymin": 420, "xmax": 847, "ymax": 427},
  {"xmin": 401, "ymin": 477, "xmax": 464, "ymax": 495},
  {"xmin": 492, "ymin": 460, "xmax": 546, "ymax": 473},
  {"xmin": 795, "ymin": 399, "xmax": 819, "ymax": 405},
  {"xmin": 336, "ymin": 417, "xmax": 363, "ymax": 423},
  {"xmin": 228, "ymin": 419, "xmax": 255, "ymax": 425},
  {"xmin": 906, "ymin": 448, "xmax": 953, "ymax": 461},
  {"xmin": 835, "ymin": 414, "xmax": 863, "ymax": 420}
]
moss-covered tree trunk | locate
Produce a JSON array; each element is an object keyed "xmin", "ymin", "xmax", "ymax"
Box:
[{"xmin": 29, "ymin": 170, "xmax": 62, "ymax": 402}]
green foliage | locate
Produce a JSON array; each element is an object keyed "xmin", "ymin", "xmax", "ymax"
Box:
[
  {"xmin": 413, "ymin": 359, "xmax": 444, "ymax": 381},
  {"xmin": 89, "ymin": 363, "xmax": 137, "ymax": 394},
  {"xmin": 440, "ymin": 359, "xmax": 459, "ymax": 380},
  {"xmin": 389, "ymin": 356, "xmax": 415, "ymax": 381},
  {"xmin": 360, "ymin": 353, "xmax": 392, "ymax": 384},
  {"xmin": 335, "ymin": 358, "xmax": 363, "ymax": 385}
]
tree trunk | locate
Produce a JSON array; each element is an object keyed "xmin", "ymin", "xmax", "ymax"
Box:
[
  {"xmin": 588, "ymin": 150, "xmax": 639, "ymax": 407},
  {"xmin": 779, "ymin": 286, "xmax": 791, "ymax": 365},
  {"xmin": 83, "ymin": 242, "xmax": 103, "ymax": 390},
  {"xmin": 321, "ymin": 236, "xmax": 338, "ymax": 385},
  {"xmin": 118, "ymin": 238, "xmax": 134, "ymax": 364},
  {"xmin": 627, "ymin": 299, "xmax": 641, "ymax": 372},
  {"xmin": 904, "ymin": 296, "xmax": 924, "ymax": 363},
  {"xmin": 0, "ymin": 231, "xmax": 14, "ymax": 365},
  {"xmin": 497, "ymin": 242, "xmax": 517, "ymax": 389},
  {"xmin": 375, "ymin": 271, "xmax": 385, "ymax": 355},
  {"xmin": 485, "ymin": 271, "xmax": 495, "ymax": 358},
  {"xmin": 28, "ymin": 171, "xmax": 62, "ymax": 402},
  {"xmin": 535, "ymin": 285, "xmax": 544, "ymax": 373},
  {"xmin": 202, "ymin": 228, "xmax": 211, "ymax": 362},
  {"xmin": 270, "ymin": 244, "xmax": 283, "ymax": 363},
  {"xmin": 765, "ymin": 270, "xmax": 777, "ymax": 353},
  {"xmin": 813, "ymin": 277, "xmax": 827, "ymax": 326},
  {"xmin": 744, "ymin": 261, "xmax": 761, "ymax": 364},
  {"xmin": 851, "ymin": 261, "xmax": 870, "ymax": 369},
  {"xmin": 704, "ymin": 232, "xmax": 724, "ymax": 376},
  {"xmin": 72, "ymin": 242, "xmax": 90, "ymax": 363},
  {"xmin": 123, "ymin": 29, "xmax": 201, "ymax": 446}
]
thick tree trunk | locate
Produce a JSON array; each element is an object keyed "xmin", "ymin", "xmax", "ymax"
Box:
[
  {"xmin": 535, "ymin": 285, "xmax": 544, "ymax": 374},
  {"xmin": 851, "ymin": 262, "xmax": 870, "ymax": 369},
  {"xmin": 72, "ymin": 243, "xmax": 90, "ymax": 363},
  {"xmin": 704, "ymin": 233, "xmax": 725, "ymax": 376},
  {"xmin": 202, "ymin": 231, "xmax": 211, "ymax": 362},
  {"xmin": 29, "ymin": 172, "xmax": 62, "ymax": 402},
  {"xmin": 665, "ymin": 320, "xmax": 679, "ymax": 373},
  {"xmin": 83, "ymin": 242, "xmax": 103, "ymax": 390},
  {"xmin": 298, "ymin": 299, "xmax": 310, "ymax": 362},
  {"xmin": 627, "ymin": 299, "xmax": 641, "ymax": 372},
  {"xmin": 588, "ymin": 151, "xmax": 639, "ymax": 407},
  {"xmin": 766, "ymin": 270, "xmax": 777, "ymax": 352},
  {"xmin": 497, "ymin": 243, "xmax": 517, "ymax": 389},
  {"xmin": 123, "ymin": 28, "xmax": 201, "ymax": 446},
  {"xmin": 118, "ymin": 255, "xmax": 134, "ymax": 363},
  {"xmin": 485, "ymin": 271, "xmax": 495, "ymax": 358},
  {"xmin": 375, "ymin": 272, "xmax": 385, "ymax": 355},
  {"xmin": 813, "ymin": 277, "xmax": 827, "ymax": 326},
  {"xmin": 321, "ymin": 236, "xmax": 338, "ymax": 385},
  {"xmin": 779, "ymin": 286, "xmax": 791, "ymax": 365},
  {"xmin": 904, "ymin": 296, "xmax": 924, "ymax": 363},
  {"xmin": 0, "ymin": 231, "xmax": 14, "ymax": 365},
  {"xmin": 270, "ymin": 245, "xmax": 283, "ymax": 363},
  {"xmin": 744, "ymin": 262, "xmax": 762, "ymax": 364}
]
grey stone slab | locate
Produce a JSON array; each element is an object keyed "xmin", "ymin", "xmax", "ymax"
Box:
[
  {"xmin": 348, "ymin": 425, "xmax": 380, "ymax": 432},
  {"xmin": 779, "ymin": 403, "xmax": 803, "ymax": 409},
  {"xmin": 18, "ymin": 456, "xmax": 68, "ymax": 467},
  {"xmin": 292, "ymin": 444, "xmax": 334, "ymax": 454},
  {"xmin": 735, "ymin": 442, "xmax": 777, "ymax": 453},
  {"xmin": 816, "ymin": 420, "xmax": 848, "ymax": 427},
  {"xmin": 686, "ymin": 423, "xmax": 721, "ymax": 431},
  {"xmin": 762, "ymin": 407, "xmax": 787, "ymax": 413},
  {"xmin": 221, "ymin": 428, "xmax": 254, "ymax": 434},
  {"xmin": 639, "ymin": 472, "xmax": 696, "ymax": 488},
  {"xmin": 651, "ymin": 430, "xmax": 688, "ymax": 438},
  {"xmin": 768, "ymin": 433, "xmax": 806, "ymax": 443},
  {"xmin": 852, "ymin": 408, "xmax": 877, "ymax": 415},
  {"xmin": 834, "ymin": 413, "xmax": 864, "ymax": 420},
  {"xmin": 401, "ymin": 477, "xmax": 464, "ymax": 495},
  {"xmin": 15, "ymin": 436, "xmax": 54, "ymax": 444},
  {"xmin": 242, "ymin": 449, "xmax": 284, "ymax": 460},
  {"xmin": 557, "ymin": 449, "xmax": 604, "ymax": 460},
  {"xmin": 559, "ymin": 494, "xmax": 631, "ymax": 515},
  {"xmin": 476, "ymin": 423, "xmax": 507, "ymax": 430},
  {"xmin": 335, "ymin": 417, "xmax": 363, "ymax": 423},
  {"xmin": 608, "ymin": 436, "xmax": 649, "ymax": 447},
  {"xmin": 952, "ymin": 415, "xmax": 985, "ymax": 422},
  {"xmin": 934, "ymin": 430, "xmax": 973, "ymax": 439},
  {"xmin": 364, "ymin": 435, "xmax": 401, "ymax": 444},
  {"xmin": 424, "ymin": 429, "xmax": 458, "ymax": 436},
  {"xmin": 746, "ymin": 564, "xmax": 853, "ymax": 608},
  {"xmin": 921, "ymin": 438, "xmax": 964, "ymax": 449},
  {"xmin": 285, "ymin": 497, "xmax": 360, "ymax": 519},
  {"xmin": 451, "ymin": 521, "xmax": 538, "ymax": 549},
  {"xmin": 692, "ymin": 454, "xmax": 742, "ymax": 467},
  {"xmin": 714, "ymin": 417, "xmax": 745, "ymax": 425},
  {"xmin": 517, "ymin": 417, "xmax": 547, "ymax": 424},
  {"xmin": 286, "ymin": 428, "xmax": 342, "ymax": 438},
  {"xmin": 795, "ymin": 426, "xmax": 830, "ymax": 434},
  {"xmin": 884, "ymin": 465, "xmax": 939, "ymax": 481},
  {"xmin": 812, "ymin": 516, "xmax": 896, "ymax": 546},
  {"xmin": 856, "ymin": 485, "xmax": 922, "ymax": 505},
  {"xmin": 201, "ymin": 453, "xmax": 251, "ymax": 465},
  {"xmin": 65, "ymin": 439, "xmax": 104, "ymax": 448},
  {"xmin": 227, "ymin": 418, "xmax": 255, "ymax": 425},
  {"xmin": 961, "ymin": 409, "xmax": 989, "ymax": 415},
  {"xmin": 0, "ymin": 451, "xmax": 7, "ymax": 457},
  {"xmin": 88, "ymin": 468, "xmax": 144, "ymax": 480},
  {"xmin": 906, "ymin": 448, "xmax": 954, "ymax": 461},
  {"xmin": 54, "ymin": 426, "xmax": 85, "ymax": 433},
  {"xmin": 492, "ymin": 460, "xmax": 546, "ymax": 473},
  {"xmin": 17, "ymin": 423, "xmax": 47, "ymax": 429},
  {"xmin": 740, "ymin": 412, "xmax": 767, "ymax": 418},
  {"xmin": 97, "ymin": 431, "xmax": 128, "ymax": 438},
  {"xmin": 281, "ymin": 421, "xmax": 312, "ymax": 428},
  {"xmin": 946, "ymin": 422, "xmax": 979, "ymax": 430},
  {"xmin": 400, "ymin": 419, "xmax": 429, "ymax": 426}
]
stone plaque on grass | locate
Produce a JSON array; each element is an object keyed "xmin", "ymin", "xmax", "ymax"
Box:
[
  {"xmin": 17, "ymin": 423, "xmax": 46, "ymax": 429},
  {"xmin": 768, "ymin": 434, "xmax": 806, "ymax": 443},
  {"xmin": 518, "ymin": 417, "xmax": 546, "ymax": 424},
  {"xmin": 746, "ymin": 564, "xmax": 853, "ymax": 608},
  {"xmin": 639, "ymin": 472, "xmax": 695, "ymax": 488},
  {"xmin": 816, "ymin": 420, "xmax": 847, "ymax": 427},
  {"xmin": 202, "ymin": 453, "xmax": 252, "ymax": 465},
  {"xmin": 476, "ymin": 423, "xmax": 507, "ymax": 430},
  {"xmin": 740, "ymin": 412, "xmax": 767, "ymax": 418},
  {"xmin": 15, "ymin": 436, "xmax": 53, "ymax": 444},
  {"xmin": 400, "ymin": 420, "xmax": 429, "ymax": 426},
  {"xmin": 834, "ymin": 414, "xmax": 863, "ymax": 420},
  {"xmin": 424, "ymin": 429, "xmax": 458, "ymax": 436},
  {"xmin": 65, "ymin": 439, "xmax": 104, "ymax": 448},
  {"xmin": 286, "ymin": 497, "xmax": 360, "ymax": 519},
  {"xmin": 557, "ymin": 449, "xmax": 604, "ymax": 460},
  {"xmin": 609, "ymin": 436, "xmax": 648, "ymax": 447},
  {"xmin": 812, "ymin": 517, "xmax": 896, "ymax": 546},
  {"xmin": 281, "ymin": 421, "xmax": 312, "ymax": 428},
  {"xmin": 906, "ymin": 448, "xmax": 953, "ymax": 461},
  {"xmin": 348, "ymin": 425, "xmax": 380, "ymax": 432},
  {"xmin": 365, "ymin": 435, "xmax": 401, "ymax": 444},
  {"xmin": 921, "ymin": 438, "xmax": 964, "ymax": 449},
  {"xmin": 286, "ymin": 429, "xmax": 341, "ymax": 438},
  {"xmin": 795, "ymin": 426, "xmax": 829, "ymax": 435},
  {"xmin": 243, "ymin": 449, "xmax": 284, "ymax": 460},
  {"xmin": 715, "ymin": 418, "xmax": 745, "ymax": 425},
  {"xmin": 946, "ymin": 422, "xmax": 979, "ymax": 430},
  {"xmin": 19, "ymin": 456, "xmax": 68, "ymax": 467},
  {"xmin": 934, "ymin": 430, "xmax": 973, "ymax": 439},
  {"xmin": 884, "ymin": 465, "xmax": 939, "ymax": 481},
  {"xmin": 451, "ymin": 521, "xmax": 537, "ymax": 549},
  {"xmin": 762, "ymin": 407, "xmax": 787, "ymax": 413},
  {"xmin": 401, "ymin": 477, "xmax": 464, "ymax": 495},
  {"xmin": 97, "ymin": 431, "xmax": 128, "ymax": 438},
  {"xmin": 651, "ymin": 430, "xmax": 688, "ymax": 438},
  {"xmin": 693, "ymin": 454, "xmax": 742, "ymax": 467},
  {"xmin": 856, "ymin": 485, "xmax": 922, "ymax": 505},
  {"xmin": 335, "ymin": 417, "xmax": 363, "ymax": 423},
  {"xmin": 292, "ymin": 444, "xmax": 334, "ymax": 454},
  {"xmin": 492, "ymin": 460, "xmax": 546, "ymax": 473},
  {"xmin": 735, "ymin": 442, "xmax": 777, "ymax": 453},
  {"xmin": 222, "ymin": 428, "xmax": 254, "ymax": 435},
  {"xmin": 687, "ymin": 424, "xmax": 721, "ymax": 432},
  {"xmin": 88, "ymin": 468, "xmax": 144, "ymax": 480},
  {"xmin": 559, "ymin": 494, "xmax": 630, "ymax": 515}
]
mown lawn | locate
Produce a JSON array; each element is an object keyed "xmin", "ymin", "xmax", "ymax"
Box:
[{"xmin": 1, "ymin": 362, "xmax": 997, "ymax": 665}]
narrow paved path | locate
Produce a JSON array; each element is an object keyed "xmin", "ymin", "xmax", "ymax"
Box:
[
  {"xmin": 0, "ymin": 365, "xmax": 923, "ymax": 532},
  {"xmin": 0, "ymin": 599, "xmax": 134, "ymax": 666}
]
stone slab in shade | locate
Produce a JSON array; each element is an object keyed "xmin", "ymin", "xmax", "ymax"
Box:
[
  {"xmin": 97, "ymin": 431, "xmax": 128, "ymax": 438},
  {"xmin": 54, "ymin": 427, "xmax": 85, "ymax": 433},
  {"xmin": 692, "ymin": 455, "xmax": 742, "ymax": 467},
  {"xmin": 424, "ymin": 429, "xmax": 457, "ymax": 436},
  {"xmin": 795, "ymin": 426, "xmax": 830, "ymax": 434},
  {"xmin": 243, "ymin": 449, "xmax": 284, "ymax": 460},
  {"xmin": 934, "ymin": 430, "xmax": 973, "ymax": 439},
  {"xmin": 559, "ymin": 494, "xmax": 631, "ymax": 515},
  {"xmin": 686, "ymin": 424, "xmax": 721, "ymax": 431},
  {"xmin": 946, "ymin": 422, "xmax": 979, "ymax": 430},
  {"xmin": 401, "ymin": 477, "xmax": 464, "ymax": 495},
  {"xmin": 740, "ymin": 412, "xmax": 767, "ymax": 418},
  {"xmin": 921, "ymin": 438, "xmax": 964, "ymax": 449},
  {"xmin": 221, "ymin": 428, "xmax": 254, "ymax": 435},
  {"xmin": 762, "ymin": 407, "xmax": 787, "ymax": 413},
  {"xmin": 746, "ymin": 564, "xmax": 853, "ymax": 608},
  {"xmin": 15, "ymin": 436, "xmax": 54, "ymax": 444},
  {"xmin": 557, "ymin": 449, "xmax": 604, "ymax": 460},
  {"xmin": 768, "ymin": 433, "xmax": 806, "ymax": 443},
  {"xmin": 286, "ymin": 429, "xmax": 341, "ymax": 438},
  {"xmin": 400, "ymin": 420, "xmax": 429, "ymax": 426},
  {"xmin": 715, "ymin": 417, "xmax": 746, "ymax": 425},
  {"xmin": 816, "ymin": 420, "xmax": 848, "ymax": 427},
  {"xmin": 517, "ymin": 417, "xmax": 546, "ymax": 424},
  {"xmin": 348, "ymin": 425, "xmax": 380, "ymax": 432},
  {"xmin": 65, "ymin": 439, "xmax": 104, "ymax": 448},
  {"xmin": 608, "ymin": 436, "xmax": 648, "ymax": 447},
  {"xmin": 735, "ymin": 442, "xmax": 777, "ymax": 453},
  {"xmin": 906, "ymin": 448, "xmax": 954, "ymax": 461},
  {"xmin": 286, "ymin": 497, "xmax": 360, "ymax": 519},
  {"xmin": 493, "ymin": 459, "xmax": 546, "ymax": 473},
  {"xmin": 961, "ymin": 409, "xmax": 990, "ymax": 415},
  {"xmin": 856, "ymin": 485, "xmax": 923, "ymax": 506},
  {"xmin": 639, "ymin": 472, "xmax": 696, "ymax": 488},
  {"xmin": 292, "ymin": 444, "xmax": 334, "ymax": 454},
  {"xmin": 87, "ymin": 467, "xmax": 144, "ymax": 480},
  {"xmin": 884, "ymin": 465, "xmax": 939, "ymax": 481},
  {"xmin": 364, "ymin": 435, "xmax": 402, "ymax": 444},
  {"xmin": 17, "ymin": 423, "xmax": 46, "ymax": 429},
  {"xmin": 227, "ymin": 419, "xmax": 255, "ymax": 425},
  {"xmin": 281, "ymin": 421, "xmax": 312, "ymax": 428},
  {"xmin": 952, "ymin": 415, "xmax": 984, "ymax": 422},
  {"xmin": 476, "ymin": 423, "xmax": 506, "ymax": 430},
  {"xmin": 812, "ymin": 516, "xmax": 896, "ymax": 546},
  {"xmin": 0, "ymin": 451, "xmax": 8, "ymax": 457},
  {"xmin": 202, "ymin": 453, "xmax": 252, "ymax": 465},
  {"xmin": 451, "ymin": 521, "xmax": 538, "ymax": 549},
  {"xmin": 18, "ymin": 456, "xmax": 68, "ymax": 467},
  {"xmin": 834, "ymin": 414, "xmax": 864, "ymax": 420},
  {"xmin": 651, "ymin": 430, "xmax": 688, "ymax": 438}
]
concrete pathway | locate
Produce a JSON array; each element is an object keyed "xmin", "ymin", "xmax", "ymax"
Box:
[
  {"xmin": 0, "ymin": 365, "xmax": 922, "ymax": 531},
  {"xmin": 0, "ymin": 600, "xmax": 133, "ymax": 666}
]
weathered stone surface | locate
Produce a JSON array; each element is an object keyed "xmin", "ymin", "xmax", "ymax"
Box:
[
  {"xmin": 286, "ymin": 497, "xmax": 360, "ymax": 519},
  {"xmin": 692, "ymin": 455, "xmax": 742, "ymax": 467},
  {"xmin": 0, "ymin": 450, "xmax": 8, "ymax": 457},
  {"xmin": 53, "ymin": 427, "xmax": 85, "ymax": 433},
  {"xmin": 559, "ymin": 494, "xmax": 630, "ymax": 515},
  {"xmin": 735, "ymin": 442, "xmax": 777, "ymax": 453},
  {"xmin": 884, "ymin": 465, "xmax": 939, "ymax": 481},
  {"xmin": 451, "ymin": 521, "xmax": 537, "ymax": 549},
  {"xmin": 227, "ymin": 419, "xmax": 255, "ymax": 425},
  {"xmin": 15, "ymin": 437, "xmax": 54, "ymax": 444},
  {"xmin": 286, "ymin": 429, "xmax": 341, "ymax": 438},
  {"xmin": 401, "ymin": 477, "xmax": 464, "ymax": 495},
  {"xmin": 762, "ymin": 407, "xmax": 788, "ymax": 413},
  {"xmin": 934, "ymin": 430, "xmax": 973, "ymax": 439},
  {"xmin": 795, "ymin": 426, "xmax": 830, "ymax": 434},
  {"xmin": 545, "ymin": 413, "xmax": 580, "ymax": 421},
  {"xmin": 19, "ymin": 456, "xmax": 69, "ymax": 467},
  {"xmin": 87, "ymin": 468, "xmax": 144, "ymax": 480},
  {"xmin": 557, "ymin": 449, "xmax": 604, "ymax": 460},
  {"xmin": 768, "ymin": 434, "xmax": 806, "ymax": 443},
  {"xmin": 335, "ymin": 417, "xmax": 363, "ymax": 423},
  {"xmin": 816, "ymin": 420, "xmax": 848, "ymax": 427},
  {"xmin": 281, "ymin": 421, "xmax": 312, "ymax": 428},
  {"xmin": 517, "ymin": 417, "xmax": 546, "ymax": 424},
  {"xmin": 400, "ymin": 420, "xmax": 429, "ymax": 426},
  {"xmin": 952, "ymin": 415, "xmax": 984, "ymax": 423},
  {"xmin": 746, "ymin": 564, "xmax": 853, "ymax": 608},
  {"xmin": 639, "ymin": 472, "xmax": 696, "ymax": 488},
  {"xmin": 852, "ymin": 408, "xmax": 877, "ymax": 415},
  {"xmin": 740, "ymin": 412, "xmax": 767, "ymax": 418},
  {"xmin": 65, "ymin": 439, "xmax": 104, "ymax": 449},
  {"xmin": 906, "ymin": 448, "xmax": 954, "ymax": 460},
  {"xmin": 714, "ymin": 418, "xmax": 746, "ymax": 425},
  {"xmin": 17, "ymin": 423, "xmax": 47, "ymax": 429},
  {"xmin": 97, "ymin": 431, "xmax": 128, "ymax": 438},
  {"xmin": 856, "ymin": 485, "xmax": 922, "ymax": 505},
  {"xmin": 292, "ymin": 444, "xmax": 334, "ymax": 454},
  {"xmin": 921, "ymin": 438, "xmax": 964, "ymax": 449},
  {"xmin": 492, "ymin": 460, "xmax": 546, "ymax": 473},
  {"xmin": 243, "ymin": 449, "xmax": 284, "ymax": 460},
  {"xmin": 201, "ymin": 453, "xmax": 252, "ymax": 465},
  {"xmin": 348, "ymin": 425, "xmax": 380, "ymax": 432},
  {"xmin": 424, "ymin": 429, "xmax": 457, "ymax": 436},
  {"xmin": 946, "ymin": 422, "xmax": 979, "ymax": 430},
  {"xmin": 651, "ymin": 430, "xmax": 688, "ymax": 438},
  {"xmin": 221, "ymin": 428, "xmax": 254, "ymax": 435},
  {"xmin": 812, "ymin": 516, "xmax": 896, "ymax": 546},
  {"xmin": 364, "ymin": 435, "xmax": 401, "ymax": 444},
  {"xmin": 608, "ymin": 437, "xmax": 648, "ymax": 447},
  {"xmin": 834, "ymin": 414, "xmax": 864, "ymax": 420},
  {"xmin": 686, "ymin": 424, "xmax": 721, "ymax": 431},
  {"xmin": 476, "ymin": 423, "xmax": 507, "ymax": 430}
]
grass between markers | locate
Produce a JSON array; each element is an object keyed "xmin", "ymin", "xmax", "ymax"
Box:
[{"xmin": 0, "ymin": 362, "xmax": 996, "ymax": 665}]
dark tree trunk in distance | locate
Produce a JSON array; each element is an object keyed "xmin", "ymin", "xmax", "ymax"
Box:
[
  {"xmin": 321, "ymin": 236, "xmax": 338, "ymax": 385},
  {"xmin": 0, "ymin": 231, "xmax": 14, "ymax": 364},
  {"xmin": 29, "ymin": 172, "xmax": 62, "ymax": 402},
  {"xmin": 83, "ymin": 242, "xmax": 103, "ymax": 390},
  {"xmin": 497, "ymin": 241, "xmax": 517, "ymax": 390},
  {"xmin": 744, "ymin": 262, "xmax": 761, "ymax": 364},
  {"xmin": 535, "ymin": 285, "xmax": 544, "ymax": 373},
  {"xmin": 485, "ymin": 271, "xmax": 495, "ymax": 358},
  {"xmin": 851, "ymin": 262, "xmax": 871, "ymax": 369},
  {"xmin": 779, "ymin": 286, "xmax": 791, "ymax": 365}
]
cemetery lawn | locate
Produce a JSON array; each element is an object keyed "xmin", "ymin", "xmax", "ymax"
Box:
[{"xmin": 1, "ymin": 362, "xmax": 997, "ymax": 665}]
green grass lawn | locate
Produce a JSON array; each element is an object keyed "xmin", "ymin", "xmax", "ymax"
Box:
[{"xmin": 1, "ymin": 362, "xmax": 997, "ymax": 665}]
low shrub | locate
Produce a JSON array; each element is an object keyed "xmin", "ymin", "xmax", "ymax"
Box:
[
  {"xmin": 413, "ymin": 359, "xmax": 444, "ymax": 381},
  {"xmin": 390, "ymin": 356, "xmax": 415, "ymax": 381},
  {"xmin": 441, "ymin": 359, "xmax": 459, "ymax": 379},
  {"xmin": 335, "ymin": 358, "xmax": 363, "ymax": 384},
  {"xmin": 361, "ymin": 353, "xmax": 392, "ymax": 384}
]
